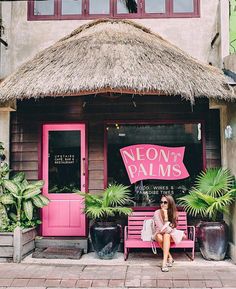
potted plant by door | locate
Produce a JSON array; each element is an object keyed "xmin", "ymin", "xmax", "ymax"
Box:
[
  {"xmin": 77, "ymin": 184, "xmax": 132, "ymax": 259},
  {"xmin": 0, "ymin": 172, "xmax": 49, "ymax": 262},
  {"xmin": 0, "ymin": 143, "xmax": 49, "ymax": 262},
  {"xmin": 177, "ymin": 168, "xmax": 236, "ymax": 261}
]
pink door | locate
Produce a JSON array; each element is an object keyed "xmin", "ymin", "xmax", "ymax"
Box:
[{"xmin": 42, "ymin": 124, "xmax": 86, "ymax": 236}]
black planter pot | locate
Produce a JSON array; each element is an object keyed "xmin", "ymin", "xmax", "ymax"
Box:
[
  {"xmin": 196, "ymin": 221, "xmax": 229, "ymax": 261},
  {"xmin": 90, "ymin": 222, "xmax": 121, "ymax": 259}
]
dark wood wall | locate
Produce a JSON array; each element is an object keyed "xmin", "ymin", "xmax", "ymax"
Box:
[{"xmin": 10, "ymin": 95, "xmax": 221, "ymax": 194}]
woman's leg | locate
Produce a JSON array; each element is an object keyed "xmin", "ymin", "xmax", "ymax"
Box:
[
  {"xmin": 155, "ymin": 233, "xmax": 173, "ymax": 261},
  {"xmin": 162, "ymin": 233, "xmax": 171, "ymax": 267}
]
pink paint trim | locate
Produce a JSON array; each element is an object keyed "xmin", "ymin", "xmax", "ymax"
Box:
[
  {"xmin": 104, "ymin": 124, "xmax": 108, "ymax": 189},
  {"xmin": 38, "ymin": 123, "xmax": 43, "ymax": 236}
]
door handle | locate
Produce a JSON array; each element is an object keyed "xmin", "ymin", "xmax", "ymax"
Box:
[{"xmin": 82, "ymin": 158, "xmax": 86, "ymax": 176}]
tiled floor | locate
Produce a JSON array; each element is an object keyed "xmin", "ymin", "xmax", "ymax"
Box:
[{"xmin": 0, "ymin": 252, "xmax": 235, "ymax": 288}]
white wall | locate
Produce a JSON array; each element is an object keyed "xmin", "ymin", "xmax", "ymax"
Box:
[{"xmin": 0, "ymin": 0, "xmax": 223, "ymax": 79}]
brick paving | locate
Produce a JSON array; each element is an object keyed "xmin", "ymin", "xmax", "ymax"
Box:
[{"xmin": 0, "ymin": 262, "xmax": 235, "ymax": 288}]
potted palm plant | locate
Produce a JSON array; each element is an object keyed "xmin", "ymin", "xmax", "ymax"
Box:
[
  {"xmin": 77, "ymin": 184, "xmax": 132, "ymax": 259},
  {"xmin": 177, "ymin": 168, "xmax": 236, "ymax": 261}
]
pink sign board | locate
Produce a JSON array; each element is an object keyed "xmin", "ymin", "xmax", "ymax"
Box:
[{"xmin": 120, "ymin": 144, "xmax": 189, "ymax": 184}]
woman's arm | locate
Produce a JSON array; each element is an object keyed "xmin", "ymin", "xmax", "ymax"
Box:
[
  {"xmin": 162, "ymin": 209, "xmax": 169, "ymax": 222},
  {"xmin": 153, "ymin": 210, "xmax": 174, "ymax": 234}
]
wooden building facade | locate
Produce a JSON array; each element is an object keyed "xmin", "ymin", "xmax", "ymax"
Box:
[{"xmin": 9, "ymin": 95, "xmax": 221, "ymax": 236}]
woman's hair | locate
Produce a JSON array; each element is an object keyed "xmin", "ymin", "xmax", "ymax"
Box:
[{"xmin": 161, "ymin": 194, "xmax": 177, "ymax": 228}]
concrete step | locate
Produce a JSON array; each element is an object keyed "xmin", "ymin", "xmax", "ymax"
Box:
[{"xmin": 35, "ymin": 236, "xmax": 88, "ymax": 253}]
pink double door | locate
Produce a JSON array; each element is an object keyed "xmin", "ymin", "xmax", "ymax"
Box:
[{"xmin": 42, "ymin": 124, "xmax": 86, "ymax": 236}]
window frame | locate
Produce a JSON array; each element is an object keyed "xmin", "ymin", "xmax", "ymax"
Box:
[
  {"xmin": 113, "ymin": 0, "xmax": 142, "ymax": 19},
  {"xmin": 28, "ymin": 0, "xmax": 200, "ymax": 21},
  {"xmin": 104, "ymin": 119, "xmax": 206, "ymax": 192},
  {"xmin": 170, "ymin": 0, "xmax": 200, "ymax": 18},
  {"xmin": 59, "ymin": 0, "xmax": 85, "ymax": 20},
  {"xmin": 85, "ymin": 0, "xmax": 113, "ymax": 19},
  {"xmin": 28, "ymin": 0, "xmax": 59, "ymax": 20},
  {"xmin": 142, "ymin": 0, "xmax": 170, "ymax": 19}
]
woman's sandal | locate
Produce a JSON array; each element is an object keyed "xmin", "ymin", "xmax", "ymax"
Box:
[
  {"xmin": 167, "ymin": 258, "xmax": 174, "ymax": 267},
  {"xmin": 161, "ymin": 265, "xmax": 169, "ymax": 272}
]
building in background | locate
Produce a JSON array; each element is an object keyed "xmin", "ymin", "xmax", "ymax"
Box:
[
  {"xmin": 230, "ymin": 0, "xmax": 236, "ymax": 53},
  {"xmin": 0, "ymin": 0, "xmax": 236, "ymax": 262}
]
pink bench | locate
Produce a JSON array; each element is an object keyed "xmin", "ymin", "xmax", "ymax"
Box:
[{"xmin": 124, "ymin": 210, "xmax": 195, "ymax": 261}]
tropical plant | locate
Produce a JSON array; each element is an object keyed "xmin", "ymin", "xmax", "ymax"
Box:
[
  {"xmin": 177, "ymin": 168, "xmax": 236, "ymax": 221},
  {"xmin": 123, "ymin": 0, "xmax": 137, "ymax": 13},
  {"xmin": 2, "ymin": 172, "xmax": 49, "ymax": 226},
  {"xmin": 0, "ymin": 142, "xmax": 10, "ymax": 228},
  {"xmin": 76, "ymin": 184, "xmax": 133, "ymax": 221}
]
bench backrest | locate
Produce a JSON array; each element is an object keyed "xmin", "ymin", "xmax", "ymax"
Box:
[{"xmin": 128, "ymin": 210, "xmax": 187, "ymax": 239}]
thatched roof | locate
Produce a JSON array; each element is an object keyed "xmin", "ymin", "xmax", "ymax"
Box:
[{"xmin": 0, "ymin": 19, "xmax": 234, "ymax": 103}]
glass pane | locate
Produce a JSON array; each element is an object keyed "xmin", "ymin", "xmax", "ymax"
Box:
[
  {"xmin": 107, "ymin": 123, "xmax": 203, "ymax": 206},
  {"xmin": 145, "ymin": 0, "xmax": 166, "ymax": 13},
  {"xmin": 48, "ymin": 131, "xmax": 81, "ymax": 194},
  {"xmin": 117, "ymin": 0, "xmax": 138, "ymax": 14},
  {"xmin": 62, "ymin": 0, "xmax": 82, "ymax": 15},
  {"xmin": 173, "ymin": 0, "xmax": 194, "ymax": 13},
  {"xmin": 89, "ymin": 0, "xmax": 110, "ymax": 14},
  {"xmin": 34, "ymin": 0, "xmax": 54, "ymax": 16}
]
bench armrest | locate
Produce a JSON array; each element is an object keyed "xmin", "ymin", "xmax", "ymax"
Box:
[
  {"xmin": 124, "ymin": 226, "xmax": 128, "ymax": 241},
  {"xmin": 187, "ymin": 225, "xmax": 196, "ymax": 241}
]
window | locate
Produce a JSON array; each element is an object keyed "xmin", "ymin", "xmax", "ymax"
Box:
[
  {"xmin": 48, "ymin": 130, "xmax": 81, "ymax": 194},
  {"xmin": 61, "ymin": 0, "xmax": 82, "ymax": 16},
  {"xmin": 173, "ymin": 0, "xmax": 194, "ymax": 13},
  {"xmin": 89, "ymin": 0, "xmax": 111, "ymax": 15},
  {"xmin": 34, "ymin": 0, "xmax": 54, "ymax": 15},
  {"xmin": 106, "ymin": 122, "xmax": 205, "ymax": 207},
  {"xmin": 144, "ymin": 0, "xmax": 166, "ymax": 14},
  {"xmin": 28, "ymin": 0, "xmax": 200, "ymax": 20},
  {"xmin": 117, "ymin": 0, "xmax": 138, "ymax": 14}
]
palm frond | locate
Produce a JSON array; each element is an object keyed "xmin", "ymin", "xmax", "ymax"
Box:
[
  {"xmin": 177, "ymin": 168, "xmax": 236, "ymax": 221},
  {"xmin": 177, "ymin": 191, "xmax": 209, "ymax": 218},
  {"xmin": 195, "ymin": 168, "xmax": 234, "ymax": 197},
  {"xmin": 78, "ymin": 185, "xmax": 133, "ymax": 221},
  {"xmin": 112, "ymin": 207, "xmax": 133, "ymax": 216},
  {"xmin": 85, "ymin": 206, "xmax": 115, "ymax": 219},
  {"xmin": 206, "ymin": 192, "xmax": 235, "ymax": 217},
  {"xmin": 193, "ymin": 190, "xmax": 216, "ymax": 205},
  {"xmin": 78, "ymin": 191, "xmax": 103, "ymax": 207},
  {"xmin": 103, "ymin": 184, "xmax": 131, "ymax": 207}
]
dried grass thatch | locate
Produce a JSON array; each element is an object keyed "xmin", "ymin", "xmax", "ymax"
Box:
[{"xmin": 0, "ymin": 19, "xmax": 234, "ymax": 103}]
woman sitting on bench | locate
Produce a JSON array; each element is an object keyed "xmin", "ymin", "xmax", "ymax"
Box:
[{"xmin": 153, "ymin": 194, "xmax": 187, "ymax": 272}]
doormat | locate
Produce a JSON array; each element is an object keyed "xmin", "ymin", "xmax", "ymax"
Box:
[{"xmin": 32, "ymin": 247, "xmax": 83, "ymax": 259}]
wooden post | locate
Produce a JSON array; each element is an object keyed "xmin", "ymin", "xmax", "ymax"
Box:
[{"xmin": 13, "ymin": 226, "xmax": 22, "ymax": 263}]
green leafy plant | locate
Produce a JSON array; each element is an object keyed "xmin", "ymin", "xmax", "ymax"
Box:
[
  {"xmin": 177, "ymin": 168, "xmax": 236, "ymax": 221},
  {"xmin": 76, "ymin": 184, "xmax": 133, "ymax": 221},
  {"xmin": 0, "ymin": 143, "xmax": 49, "ymax": 231},
  {"xmin": 0, "ymin": 143, "xmax": 10, "ymax": 228},
  {"xmin": 2, "ymin": 172, "xmax": 49, "ymax": 225}
]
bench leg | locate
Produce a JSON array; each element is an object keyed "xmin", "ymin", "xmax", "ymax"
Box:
[
  {"xmin": 124, "ymin": 247, "xmax": 129, "ymax": 261},
  {"xmin": 192, "ymin": 247, "xmax": 195, "ymax": 260},
  {"xmin": 184, "ymin": 248, "xmax": 194, "ymax": 261}
]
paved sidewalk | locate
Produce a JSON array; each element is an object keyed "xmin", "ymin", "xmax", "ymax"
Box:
[{"xmin": 0, "ymin": 252, "xmax": 235, "ymax": 288}]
